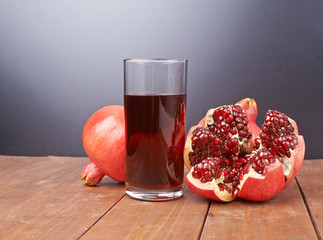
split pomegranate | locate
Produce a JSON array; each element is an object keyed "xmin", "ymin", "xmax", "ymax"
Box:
[
  {"xmin": 81, "ymin": 105, "xmax": 125, "ymax": 185},
  {"xmin": 184, "ymin": 98, "xmax": 305, "ymax": 202}
]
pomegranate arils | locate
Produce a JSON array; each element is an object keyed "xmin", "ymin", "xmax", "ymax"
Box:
[
  {"xmin": 192, "ymin": 157, "xmax": 221, "ymax": 183},
  {"xmin": 257, "ymin": 110, "xmax": 298, "ymax": 158},
  {"xmin": 188, "ymin": 104, "xmax": 254, "ymax": 195},
  {"xmin": 218, "ymin": 155, "xmax": 246, "ymax": 195},
  {"xmin": 207, "ymin": 105, "xmax": 252, "ymax": 156},
  {"xmin": 249, "ymin": 149, "xmax": 275, "ymax": 174},
  {"xmin": 218, "ymin": 183, "xmax": 232, "ymax": 193},
  {"xmin": 189, "ymin": 128, "xmax": 222, "ymax": 166}
]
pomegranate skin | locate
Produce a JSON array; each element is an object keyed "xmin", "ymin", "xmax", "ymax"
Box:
[
  {"xmin": 82, "ymin": 105, "xmax": 125, "ymax": 183},
  {"xmin": 237, "ymin": 161, "xmax": 285, "ymax": 201}
]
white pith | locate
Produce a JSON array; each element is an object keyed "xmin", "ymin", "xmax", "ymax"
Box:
[{"xmin": 280, "ymin": 156, "xmax": 292, "ymax": 176}]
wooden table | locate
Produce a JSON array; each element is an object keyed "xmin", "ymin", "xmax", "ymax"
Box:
[{"xmin": 0, "ymin": 155, "xmax": 322, "ymax": 239}]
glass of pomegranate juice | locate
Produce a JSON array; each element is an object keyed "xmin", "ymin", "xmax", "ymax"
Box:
[{"xmin": 124, "ymin": 58, "xmax": 188, "ymax": 201}]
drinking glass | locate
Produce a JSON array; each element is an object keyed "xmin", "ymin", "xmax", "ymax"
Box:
[{"xmin": 124, "ymin": 58, "xmax": 188, "ymax": 201}]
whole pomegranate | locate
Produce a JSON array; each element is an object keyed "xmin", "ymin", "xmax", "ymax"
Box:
[
  {"xmin": 81, "ymin": 105, "xmax": 125, "ymax": 185},
  {"xmin": 184, "ymin": 98, "xmax": 305, "ymax": 202}
]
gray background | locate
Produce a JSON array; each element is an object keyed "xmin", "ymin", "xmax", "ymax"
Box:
[{"xmin": 0, "ymin": 1, "xmax": 322, "ymax": 159}]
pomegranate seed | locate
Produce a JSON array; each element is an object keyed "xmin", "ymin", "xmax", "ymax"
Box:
[
  {"xmin": 226, "ymin": 115, "xmax": 233, "ymax": 123},
  {"xmin": 283, "ymin": 142, "xmax": 290, "ymax": 151},
  {"xmin": 192, "ymin": 157, "xmax": 221, "ymax": 183},
  {"xmin": 238, "ymin": 171, "xmax": 244, "ymax": 180},
  {"xmin": 279, "ymin": 146, "xmax": 286, "ymax": 155},
  {"xmin": 230, "ymin": 129, "xmax": 237, "ymax": 135},
  {"xmin": 232, "ymin": 146, "xmax": 239, "ymax": 154},
  {"xmin": 235, "ymin": 117, "xmax": 242, "ymax": 123},
  {"xmin": 239, "ymin": 130, "xmax": 248, "ymax": 137},
  {"xmin": 232, "ymin": 188, "xmax": 239, "ymax": 197},
  {"xmin": 243, "ymin": 163, "xmax": 252, "ymax": 174},
  {"xmin": 218, "ymin": 183, "xmax": 232, "ymax": 193}
]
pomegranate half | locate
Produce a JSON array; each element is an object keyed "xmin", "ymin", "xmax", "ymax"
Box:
[{"xmin": 184, "ymin": 98, "xmax": 305, "ymax": 202}]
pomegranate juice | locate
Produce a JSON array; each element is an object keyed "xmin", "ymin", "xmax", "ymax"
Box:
[{"xmin": 124, "ymin": 94, "xmax": 186, "ymax": 189}]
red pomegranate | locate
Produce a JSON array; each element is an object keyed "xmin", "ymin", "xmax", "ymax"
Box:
[
  {"xmin": 81, "ymin": 105, "xmax": 125, "ymax": 185},
  {"xmin": 184, "ymin": 98, "xmax": 305, "ymax": 202}
]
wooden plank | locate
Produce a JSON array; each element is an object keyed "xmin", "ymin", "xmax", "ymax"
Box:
[
  {"xmin": 0, "ymin": 155, "xmax": 41, "ymax": 175},
  {"xmin": 0, "ymin": 155, "xmax": 85, "ymax": 212},
  {"xmin": 0, "ymin": 156, "xmax": 125, "ymax": 239},
  {"xmin": 200, "ymin": 178, "xmax": 318, "ymax": 239},
  {"xmin": 1, "ymin": 156, "xmax": 321, "ymax": 239},
  {"xmin": 296, "ymin": 159, "xmax": 323, "ymax": 240},
  {"xmin": 81, "ymin": 183, "xmax": 210, "ymax": 239}
]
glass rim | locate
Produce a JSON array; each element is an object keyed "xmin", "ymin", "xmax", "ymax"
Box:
[{"xmin": 123, "ymin": 58, "xmax": 188, "ymax": 63}]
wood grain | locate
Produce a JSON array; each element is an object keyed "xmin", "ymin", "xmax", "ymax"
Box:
[
  {"xmin": 0, "ymin": 155, "xmax": 40, "ymax": 176},
  {"xmin": 0, "ymin": 156, "xmax": 322, "ymax": 240},
  {"xmin": 200, "ymin": 179, "xmax": 318, "ymax": 240},
  {"xmin": 81, "ymin": 184, "xmax": 210, "ymax": 240},
  {"xmin": 296, "ymin": 160, "xmax": 323, "ymax": 240},
  {"xmin": 0, "ymin": 156, "xmax": 81, "ymax": 213},
  {"xmin": 0, "ymin": 156, "xmax": 125, "ymax": 239}
]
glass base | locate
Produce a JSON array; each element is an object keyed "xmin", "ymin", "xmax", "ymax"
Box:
[{"xmin": 125, "ymin": 184, "xmax": 183, "ymax": 201}]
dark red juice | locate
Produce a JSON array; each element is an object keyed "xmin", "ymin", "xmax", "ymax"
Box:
[{"xmin": 124, "ymin": 94, "xmax": 186, "ymax": 189}]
